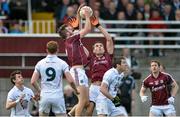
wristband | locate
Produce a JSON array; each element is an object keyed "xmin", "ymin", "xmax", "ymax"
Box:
[
  {"xmin": 95, "ymin": 23, "xmax": 100, "ymax": 28},
  {"xmin": 15, "ymin": 99, "xmax": 20, "ymax": 103}
]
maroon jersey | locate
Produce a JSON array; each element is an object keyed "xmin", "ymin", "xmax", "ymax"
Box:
[
  {"xmin": 89, "ymin": 53, "xmax": 113, "ymax": 82},
  {"xmin": 143, "ymin": 72, "xmax": 173, "ymax": 105},
  {"xmin": 65, "ymin": 34, "xmax": 88, "ymax": 66}
]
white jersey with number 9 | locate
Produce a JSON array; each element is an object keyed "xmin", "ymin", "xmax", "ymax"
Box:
[{"xmin": 34, "ymin": 55, "xmax": 69, "ymax": 97}]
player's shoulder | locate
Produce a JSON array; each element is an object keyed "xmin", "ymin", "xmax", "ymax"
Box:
[
  {"xmin": 36, "ymin": 58, "xmax": 46, "ymax": 64},
  {"xmin": 143, "ymin": 74, "xmax": 152, "ymax": 82},
  {"xmin": 56, "ymin": 57, "xmax": 68, "ymax": 65},
  {"xmin": 8, "ymin": 86, "xmax": 18, "ymax": 96},
  {"xmin": 8, "ymin": 87, "xmax": 15, "ymax": 94},
  {"xmin": 24, "ymin": 86, "xmax": 33, "ymax": 91},
  {"xmin": 104, "ymin": 68, "xmax": 117, "ymax": 77},
  {"xmin": 161, "ymin": 72, "xmax": 171, "ymax": 76},
  {"xmin": 161, "ymin": 72, "xmax": 173, "ymax": 79}
]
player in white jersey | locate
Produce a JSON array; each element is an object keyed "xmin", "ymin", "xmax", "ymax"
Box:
[
  {"xmin": 6, "ymin": 70, "xmax": 38, "ymax": 117},
  {"xmin": 97, "ymin": 56, "xmax": 128, "ymax": 116},
  {"xmin": 31, "ymin": 41, "xmax": 78, "ymax": 116}
]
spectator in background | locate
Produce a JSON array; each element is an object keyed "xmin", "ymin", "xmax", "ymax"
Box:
[
  {"xmin": 99, "ymin": 0, "xmax": 111, "ymax": 20},
  {"xmin": 10, "ymin": 23, "xmax": 23, "ymax": 34},
  {"xmin": 62, "ymin": 6, "xmax": 76, "ymax": 23},
  {"xmin": 78, "ymin": 0, "xmax": 87, "ymax": 5},
  {"xmin": 160, "ymin": 64, "xmax": 166, "ymax": 72},
  {"xmin": 162, "ymin": 3, "xmax": 175, "ymax": 21},
  {"xmin": 71, "ymin": 2, "xmax": 79, "ymax": 14},
  {"xmin": 117, "ymin": 67, "xmax": 135, "ymax": 116},
  {"xmin": 0, "ymin": 0, "xmax": 10, "ymax": 17},
  {"xmin": 171, "ymin": 0, "xmax": 180, "ymax": 12},
  {"xmin": 93, "ymin": 1, "xmax": 101, "ymax": 11},
  {"xmin": 136, "ymin": 0, "xmax": 145, "ymax": 13},
  {"xmin": 125, "ymin": 3, "xmax": 136, "ymax": 20},
  {"xmin": 9, "ymin": 0, "xmax": 27, "ymax": 20},
  {"xmin": 116, "ymin": 11, "xmax": 128, "ymax": 38},
  {"xmin": 0, "ymin": 20, "xmax": 8, "ymax": 33},
  {"xmin": 55, "ymin": 0, "xmax": 70, "ymax": 26},
  {"xmin": 106, "ymin": 1, "xmax": 118, "ymax": 20},
  {"xmin": 162, "ymin": 3, "xmax": 175, "ymax": 41},
  {"xmin": 64, "ymin": 85, "xmax": 78, "ymax": 113},
  {"xmin": 151, "ymin": 0, "xmax": 163, "ymax": 11},
  {"xmin": 93, "ymin": 10, "xmax": 107, "ymax": 32},
  {"xmin": 122, "ymin": 48, "xmax": 141, "ymax": 80},
  {"xmin": 144, "ymin": 4, "xmax": 151, "ymax": 20},
  {"xmin": 134, "ymin": 11, "xmax": 145, "ymax": 44},
  {"xmin": 174, "ymin": 9, "xmax": 180, "ymax": 45},
  {"xmin": 147, "ymin": 9, "xmax": 167, "ymax": 57},
  {"xmin": 117, "ymin": 0, "xmax": 129, "ymax": 12},
  {"xmin": 125, "ymin": 3, "xmax": 136, "ymax": 37}
]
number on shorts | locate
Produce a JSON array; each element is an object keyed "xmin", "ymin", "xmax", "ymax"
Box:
[{"xmin": 46, "ymin": 67, "xmax": 56, "ymax": 81}]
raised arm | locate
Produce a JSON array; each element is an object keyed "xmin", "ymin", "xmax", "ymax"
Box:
[
  {"xmin": 79, "ymin": 7, "xmax": 91, "ymax": 38},
  {"xmin": 90, "ymin": 16, "xmax": 114, "ymax": 54},
  {"xmin": 98, "ymin": 26, "xmax": 114, "ymax": 54}
]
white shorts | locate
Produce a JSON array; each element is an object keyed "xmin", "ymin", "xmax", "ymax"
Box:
[
  {"xmin": 89, "ymin": 84, "xmax": 100, "ymax": 103},
  {"xmin": 39, "ymin": 96, "xmax": 66, "ymax": 114},
  {"xmin": 70, "ymin": 67, "xmax": 89, "ymax": 87},
  {"xmin": 96, "ymin": 98, "xmax": 128, "ymax": 116},
  {"xmin": 150, "ymin": 104, "xmax": 176, "ymax": 116}
]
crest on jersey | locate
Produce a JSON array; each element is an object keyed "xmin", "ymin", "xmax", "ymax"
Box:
[
  {"xmin": 160, "ymin": 80, "xmax": 164, "ymax": 84},
  {"xmin": 155, "ymin": 80, "xmax": 159, "ymax": 85}
]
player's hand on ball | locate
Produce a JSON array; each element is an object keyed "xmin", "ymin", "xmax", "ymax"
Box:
[
  {"xmin": 90, "ymin": 15, "xmax": 100, "ymax": 27},
  {"xmin": 112, "ymin": 96, "xmax": 121, "ymax": 107},
  {"xmin": 168, "ymin": 96, "xmax": 175, "ymax": 104},
  {"xmin": 66, "ymin": 17, "xmax": 79, "ymax": 29},
  {"xmin": 141, "ymin": 96, "xmax": 148, "ymax": 103}
]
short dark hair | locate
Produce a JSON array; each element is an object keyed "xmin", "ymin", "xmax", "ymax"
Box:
[
  {"xmin": 46, "ymin": 41, "xmax": 59, "ymax": 54},
  {"xmin": 150, "ymin": 60, "xmax": 161, "ymax": 67},
  {"xmin": 57, "ymin": 24, "xmax": 68, "ymax": 39},
  {"xmin": 113, "ymin": 56, "xmax": 126, "ymax": 67},
  {"xmin": 10, "ymin": 70, "xmax": 21, "ymax": 85}
]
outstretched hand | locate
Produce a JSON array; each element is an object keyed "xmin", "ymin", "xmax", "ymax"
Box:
[
  {"xmin": 90, "ymin": 15, "xmax": 100, "ymax": 27},
  {"xmin": 66, "ymin": 17, "xmax": 79, "ymax": 29}
]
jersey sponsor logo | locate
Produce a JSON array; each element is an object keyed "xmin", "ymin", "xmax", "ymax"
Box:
[
  {"xmin": 93, "ymin": 59, "xmax": 108, "ymax": 65},
  {"xmin": 152, "ymin": 84, "xmax": 165, "ymax": 92}
]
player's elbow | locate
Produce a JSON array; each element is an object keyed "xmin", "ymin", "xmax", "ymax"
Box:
[
  {"xmin": 100, "ymin": 86, "xmax": 105, "ymax": 94},
  {"xmin": 176, "ymin": 83, "xmax": 179, "ymax": 91},
  {"xmin": 30, "ymin": 79, "xmax": 35, "ymax": 86},
  {"xmin": 5, "ymin": 104, "xmax": 11, "ymax": 110}
]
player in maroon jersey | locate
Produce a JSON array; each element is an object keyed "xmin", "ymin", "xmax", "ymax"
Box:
[
  {"xmin": 139, "ymin": 60, "xmax": 179, "ymax": 116},
  {"xmin": 86, "ymin": 16, "xmax": 114, "ymax": 116},
  {"xmin": 58, "ymin": 5, "xmax": 91, "ymax": 116},
  {"xmin": 67, "ymin": 16, "xmax": 114, "ymax": 116}
]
